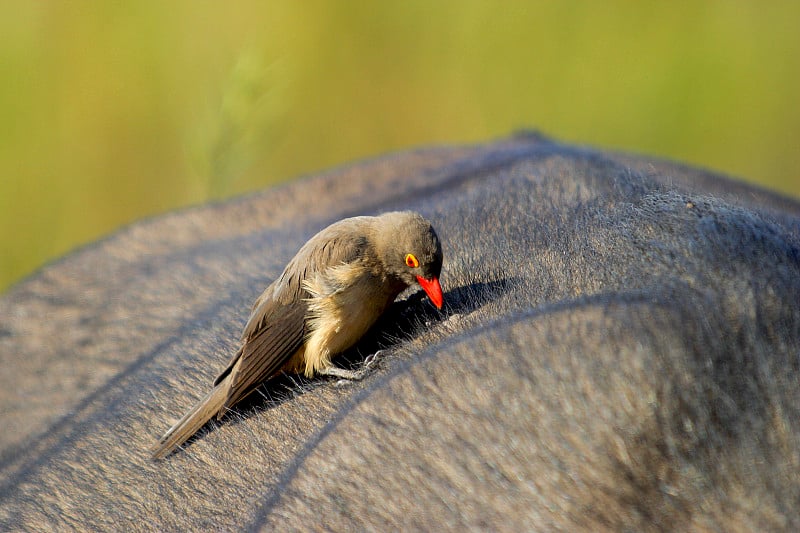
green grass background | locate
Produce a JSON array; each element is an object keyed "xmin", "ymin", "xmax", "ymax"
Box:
[{"xmin": 2, "ymin": 2, "xmax": 799, "ymax": 293}]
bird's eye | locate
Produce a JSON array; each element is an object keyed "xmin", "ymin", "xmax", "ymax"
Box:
[{"xmin": 405, "ymin": 253, "xmax": 419, "ymax": 268}]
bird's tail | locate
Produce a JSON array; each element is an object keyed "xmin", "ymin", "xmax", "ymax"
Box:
[{"xmin": 150, "ymin": 379, "xmax": 229, "ymax": 460}]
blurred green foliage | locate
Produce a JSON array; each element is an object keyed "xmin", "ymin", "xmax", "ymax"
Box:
[{"xmin": 2, "ymin": 1, "xmax": 799, "ymax": 293}]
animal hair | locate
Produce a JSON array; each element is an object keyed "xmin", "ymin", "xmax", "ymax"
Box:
[{"xmin": 1, "ymin": 133, "xmax": 798, "ymax": 530}]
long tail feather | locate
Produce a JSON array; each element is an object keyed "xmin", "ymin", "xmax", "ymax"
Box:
[{"xmin": 150, "ymin": 378, "xmax": 229, "ymax": 460}]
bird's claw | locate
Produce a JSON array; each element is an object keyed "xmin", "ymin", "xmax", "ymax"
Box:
[
  {"xmin": 363, "ymin": 349, "xmax": 383, "ymax": 368},
  {"xmin": 328, "ymin": 350, "xmax": 384, "ymax": 387}
]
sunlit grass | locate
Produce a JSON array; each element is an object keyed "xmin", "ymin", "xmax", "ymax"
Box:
[{"xmin": 1, "ymin": 1, "xmax": 799, "ymax": 292}]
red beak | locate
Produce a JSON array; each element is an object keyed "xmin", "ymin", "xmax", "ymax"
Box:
[{"xmin": 416, "ymin": 275, "xmax": 443, "ymax": 309}]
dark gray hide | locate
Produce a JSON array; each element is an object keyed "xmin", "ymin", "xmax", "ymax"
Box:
[{"xmin": 1, "ymin": 134, "xmax": 799, "ymax": 531}]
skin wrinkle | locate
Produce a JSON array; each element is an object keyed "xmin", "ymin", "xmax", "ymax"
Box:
[
  {"xmin": 0, "ymin": 278, "xmax": 250, "ymax": 491},
  {"xmin": 251, "ymin": 289, "xmax": 682, "ymax": 527}
]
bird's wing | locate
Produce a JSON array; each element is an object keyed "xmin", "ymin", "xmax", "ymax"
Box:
[
  {"xmin": 240, "ymin": 217, "xmax": 373, "ymax": 340},
  {"xmin": 214, "ymin": 218, "xmax": 373, "ymax": 409},
  {"xmin": 221, "ymin": 299, "xmax": 307, "ymax": 409}
]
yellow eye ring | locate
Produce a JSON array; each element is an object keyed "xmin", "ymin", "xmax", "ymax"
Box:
[{"xmin": 405, "ymin": 253, "xmax": 419, "ymax": 268}]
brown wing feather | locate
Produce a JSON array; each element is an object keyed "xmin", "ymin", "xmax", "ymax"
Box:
[{"xmin": 222, "ymin": 301, "xmax": 307, "ymax": 410}]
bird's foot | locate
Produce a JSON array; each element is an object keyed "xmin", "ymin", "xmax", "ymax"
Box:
[
  {"xmin": 362, "ymin": 349, "xmax": 382, "ymax": 369},
  {"xmin": 322, "ymin": 350, "xmax": 383, "ymax": 386}
]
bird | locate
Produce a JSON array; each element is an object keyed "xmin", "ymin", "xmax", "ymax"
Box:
[{"xmin": 151, "ymin": 211, "xmax": 444, "ymax": 459}]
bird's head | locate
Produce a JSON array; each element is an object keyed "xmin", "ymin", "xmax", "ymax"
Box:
[{"xmin": 374, "ymin": 211, "xmax": 444, "ymax": 309}]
